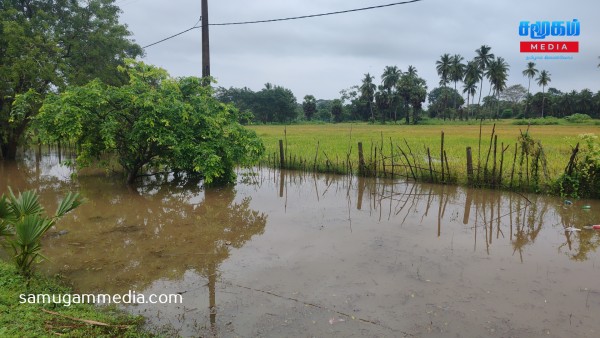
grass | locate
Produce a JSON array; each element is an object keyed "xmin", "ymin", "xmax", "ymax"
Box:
[
  {"xmin": 0, "ymin": 261, "xmax": 155, "ymax": 337},
  {"xmin": 248, "ymin": 121, "xmax": 600, "ymax": 192}
]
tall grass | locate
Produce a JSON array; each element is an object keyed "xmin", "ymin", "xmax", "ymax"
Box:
[{"xmin": 248, "ymin": 122, "xmax": 600, "ymax": 194}]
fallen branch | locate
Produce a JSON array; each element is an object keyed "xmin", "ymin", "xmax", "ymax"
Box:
[{"xmin": 41, "ymin": 309, "xmax": 131, "ymax": 329}]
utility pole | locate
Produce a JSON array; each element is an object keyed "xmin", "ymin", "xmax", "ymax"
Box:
[{"xmin": 201, "ymin": 0, "xmax": 210, "ymax": 78}]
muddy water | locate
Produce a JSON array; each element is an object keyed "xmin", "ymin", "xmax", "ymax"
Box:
[{"xmin": 2, "ymin": 151, "xmax": 600, "ymax": 337}]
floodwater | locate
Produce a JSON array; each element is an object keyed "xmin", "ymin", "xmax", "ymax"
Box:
[{"xmin": 2, "ymin": 150, "xmax": 600, "ymax": 337}]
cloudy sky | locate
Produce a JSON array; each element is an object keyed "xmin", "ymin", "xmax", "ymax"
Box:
[{"xmin": 117, "ymin": 0, "xmax": 599, "ymax": 101}]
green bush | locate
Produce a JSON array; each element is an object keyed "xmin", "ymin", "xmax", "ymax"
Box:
[
  {"xmin": 554, "ymin": 133, "xmax": 600, "ymax": 198},
  {"xmin": 564, "ymin": 113, "xmax": 592, "ymax": 123},
  {"xmin": 0, "ymin": 189, "xmax": 82, "ymax": 279},
  {"xmin": 512, "ymin": 117, "xmax": 560, "ymax": 125}
]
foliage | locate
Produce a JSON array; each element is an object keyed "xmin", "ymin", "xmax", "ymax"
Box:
[
  {"xmin": 0, "ymin": 0, "xmax": 142, "ymax": 160},
  {"xmin": 427, "ymin": 87, "xmax": 464, "ymax": 119},
  {"xmin": 37, "ymin": 60, "xmax": 264, "ymax": 184},
  {"xmin": 0, "ymin": 189, "xmax": 82, "ymax": 279},
  {"xmin": 302, "ymin": 95, "xmax": 317, "ymax": 120},
  {"xmin": 215, "ymin": 84, "xmax": 298, "ymax": 123},
  {"xmin": 512, "ymin": 118, "xmax": 560, "ymax": 125},
  {"xmin": 564, "ymin": 113, "xmax": 592, "ymax": 123},
  {"xmin": 331, "ymin": 99, "xmax": 343, "ymax": 123},
  {"xmin": 556, "ymin": 133, "xmax": 600, "ymax": 198}
]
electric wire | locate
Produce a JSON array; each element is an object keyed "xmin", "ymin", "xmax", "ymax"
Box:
[
  {"xmin": 210, "ymin": 0, "xmax": 423, "ymax": 26},
  {"xmin": 142, "ymin": 0, "xmax": 424, "ymax": 49}
]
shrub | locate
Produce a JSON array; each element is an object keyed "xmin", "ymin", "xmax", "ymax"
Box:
[
  {"xmin": 564, "ymin": 113, "xmax": 592, "ymax": 123},
  {"xmin": 512, "ymin": 117, "xmax": 560, "ymax": 125},
  {"xmin": 0, "ymin": 189, "xmax": 83, "ymax": 280},
  {"xmin": 554, "ymin": 133, "xmax": 600, "ymax": 198}
]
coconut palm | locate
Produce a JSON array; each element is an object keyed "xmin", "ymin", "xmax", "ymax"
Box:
[
  {"xmin": 381, "ymin": 66, "xmax": 402, "ymax": 121},
  {"xmin": 360, "ymin": 73, "xmax": 376, "ymax": 121},
  {"xmin": 536, "ymin": 70, "xmax": 551, "ymax": 117},
  {"xmin": 487, "ymin": 57, "xmax": 510, "ymax": 118},
  {"xmin": 449, "ymin": 54, "xmax": 465, "ymax": 109},
  {"xmin": 522, "ymin": 62, "xmax": 538, "ymax": 117},
  {"xmin": 474, "ymin": 45, "xmax": 495, "ymax": 106},
  {"xmin": 463, "ymin": 60, "xmax": 481, "ymax": 118},
  {"xmin": 436, "ymin": 53, "xmax": 451, "ymax": 87},
  {"xmin": 436, "ymin": 53, "xmax": 452, "ymax": 118},
  {"xmin": 406, "ymin": 65, "xmax": 418, "ymax": 78}
]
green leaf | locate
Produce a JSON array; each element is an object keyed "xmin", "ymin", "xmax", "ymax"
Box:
[
  {"xmin": 55, "ymin": 192, "xmax": 85, "ymax": 218},
  {"xmin": 7, "ymin": 189, "xmax": 44, "ymax": 218}
]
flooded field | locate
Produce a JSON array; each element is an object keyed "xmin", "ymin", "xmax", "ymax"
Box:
[{"xmin": 2, "ymin": 151, "xmax": 600, "ymax": 337}]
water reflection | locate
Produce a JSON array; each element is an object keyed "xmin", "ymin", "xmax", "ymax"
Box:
[
  {"xmin": 2, "ymin": 151, "xmax": 600, "ymax": 336},
  {"xmin": 271, "ymin": 168, "xmax": 600, "ymax": 263}
]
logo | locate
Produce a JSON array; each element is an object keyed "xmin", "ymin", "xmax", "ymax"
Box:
[{"xmin": 519, "ymin": 19, "xmax": 580, "ymax": 54}]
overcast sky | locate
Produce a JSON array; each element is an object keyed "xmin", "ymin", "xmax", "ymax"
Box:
[{"xmin": 117, "ymin": 0, "xmax": 600, "ymax": 101}]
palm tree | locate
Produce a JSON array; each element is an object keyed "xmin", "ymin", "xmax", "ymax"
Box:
[
  {"xmin": 474, "ymin": 45, "xmax": 495, "ymax": 106},
  {"xmin": 487, "ymin": 57, "xmax": 510, "ymax": 118},
  {"xmin": 522, "ymin": 62, "xmax": 538, "ymax": 117},
  {"xmin": 436, "ymin": 53, "xmax": 451, "ymax": 87},
  {"xmin": 381, "ymin": 66, "xmax": 402, "ymax": 121},
  {"xmin": 406, "ymin": 65, "xmax": 418, "ymax": 78},
  {"xmin": 463, "ymin": 60, "xmax": 481, "ymax": 118},
  {"xmin": 449, "ymin": 54, "xmax": 465, "ymax": 109},
  {"xmin": 536, "ymin": 70, "xmax": 551, "ymax": 117},
  {"xmin": 436, "ymin": 53, "xmax": 452, "ymax": 118},
  {"xmin": 360, "ymin": 73, "xmax": 376, "ymax": 121}
]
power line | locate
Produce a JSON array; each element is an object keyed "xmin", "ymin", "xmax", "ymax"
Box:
[
  {"xmin": 210, "ymin": 0, "xmax": 423, "ymax": 26},
  {"xmin": 142, "ymin": 0, "xmax": 424, "ymax": 49}
]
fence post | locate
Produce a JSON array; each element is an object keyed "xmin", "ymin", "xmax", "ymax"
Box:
[
  {"xmin": 466, "ymin": 146, "xmax": 474, "ymax": 185},
  {"xmin": 358, "ymin": 142, "xmax": 365, "ymax": 176},
  {"xmin": 441, "ymin": 131, "xmax": 445, "ymax": 182},
  {"xmin": 279, "ymin": 139, "xmax": 285, "ymax": 169}
]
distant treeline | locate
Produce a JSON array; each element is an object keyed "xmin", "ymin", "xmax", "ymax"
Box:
[{"xmin": 216, "ymin": 45, "xmax": 600, "ymax": 124}]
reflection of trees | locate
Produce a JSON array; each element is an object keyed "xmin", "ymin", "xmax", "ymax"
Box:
[{"xmin": 40, "ymin": 169, "xmax": 267, "ymax": 295}]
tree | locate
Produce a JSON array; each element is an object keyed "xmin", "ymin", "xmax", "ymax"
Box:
[
  {"xmin": 428, "ymin": 87, "xmax": 464, "ymax": 118},
  {"xmin": 449, "ymin": 54, "xmax": 466, "ymax": 109},
  {"xmin": 331, "ymin": 99, "xmax": 343, "ymax": 123},
  {"xmin": 435, "ymin": 53, "xmax": 452, "ymax": 117},
  {"xmin": 254, "ymin": 84, "xmax": 298, "ymax": 123},
  {"xmin": 360, "ymin": 73, "xmax": 376, "ymax": 122},
  {"xmin": 522, "ymin": 62, "xmax": 539, "ymax": 117},
  {"xmin": 398, "ymin": 67, "xmax": 427, "ymax": 124},
  {"xmin": 474, "ymin": 45, "xmax": 495, "ymax": 106},
  {"xmin": 381, "ymin": 66, "xmax": 402, "ymax": 122},
  {"xmin": 536, "ymin": 70, "xmax": 551, "ymax": 117},
  {"xmin": 463, "ymin": 60, "xmax": 481, "ymax": 118},
  {"xmin": 0, "ymin": 0, "xmax": 142, "ymax": 160},
  {"xmin": 487, "ymin": 57, "xmax": 510, "ymax": 118},
  {"xmin": 500, "ymin": 84, "xmax": 527, "ymax": 111},
  {"xmin": 37, "ymin": 60, "xmax": 264, "ymax": 185},
  {"xmin": 302, "ymin": 95, "xmax": 317, "ymax": 120}
]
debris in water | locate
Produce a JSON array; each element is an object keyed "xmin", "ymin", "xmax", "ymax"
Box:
[
  {"xmin": 329, "ymin": 317, "xmax": 345, "ymax": 325},
  {"xmin": 564, "ymin": 227, "xmax": 581, "ymax": 233},
  {"xmin": 593, "ymin": 225, "xmax": 600, "ymax": 230},
  {"xmin": 564, "ymin": 200, "xmax": 573, "ymax": 205},
  {"xmin": 582, "ymin": 205, "xmax": 591, "ymax": 210}
]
